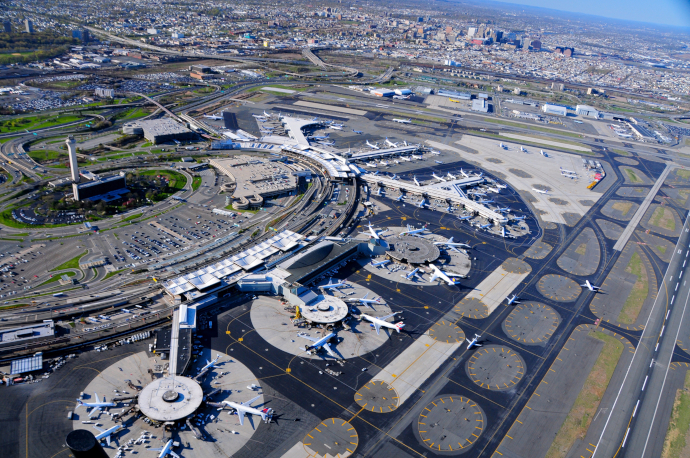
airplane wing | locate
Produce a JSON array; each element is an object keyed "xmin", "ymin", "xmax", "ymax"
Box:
[
  {"xmin": 379, "ymin": 313, "xmax": 398, "ymax": 321},
  {"xmin": 170, "ymin": 452, "xmax": 180, "ymax": 458},
  {"xmin": 92, "ymin": 425, "xmax": 105, "ymax": 433},
  {"xmin": 88, "ymin": 407, "xmax": 102, "ymax": 419},
  {"xmin": 373, "ymin": 322, "xmax": 381, "ymax": 335},
  {"xmin": 149, "ymin": 446, "xmax": 163, "ymax": 452},
  {"xmin": 105, "ymin": 435, "xmax": 111, "ymax": 447},
  {"xmin": 242, "ymin": 395, "xmax": 262, "ymax": 407},
  {"xmin": 237, "ymin": 409, "xmax": 246, "ymax": 426},
  {"xmin": 323, "ymin": 343, "xmax": 338, "ymax": 359},
  {"xmin": 299, "ymin": 334, "xmax": 319, "ymax": 343}
]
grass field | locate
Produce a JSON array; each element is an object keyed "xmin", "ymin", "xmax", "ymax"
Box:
[
  {"xmin": 482, "ymin": 118, "xmax": 584, "ymax": 138},
  {"xmin": 676, "ymin": 169, "xmax": 690, "ymax": 180},
  {"xmin": 650, "ymin": 206, "xmax": 677, "ymax": 231},
  {"xmin": 28, "ymin": 149, "xmax": 65, "ymax": 163},
  {"xmin": 140, "ymin": 170, "xmax": 187, "ymax": 192},
  {"xmin": 662, "ymin": 370, "xmax": 690, "ymax": 458},
  {"xmin": 50, "ymin": 250, "xmax": 88, "ymax": 272},
  {"xmin": 0, "ymin": 114, "xmax": 82, "ymax": 134},
  {"xmin": 611, "ymin": 148, "xmax": 631, "ymax": 156},
  {"xmin": 625, "ymin": 168, "xmax": 643, "ymax": 183},
  {"xmin": 477, "ymin": 131, "xmax": 597, "ymax": 155},
  {"xmin": 38, "ymin": 271, "xmax": 75, "ymax": 287},
  {"xmin": 192, "ymin": 176, "xmax": 202, "ymax": 191},
  {"xmin": 545, "ymin": 330, "xmax": 624, "ymax": 458},
  {"xmin": 612, "ymin": 201, "xmax": 634, "ymax": 216},
  {"xmin": 102, "ymin": 269, "xmax": 125, "ymax": 281},
  {"xmin": 618, "ymin": 251, "xmax": 649, "ymax": 324}
]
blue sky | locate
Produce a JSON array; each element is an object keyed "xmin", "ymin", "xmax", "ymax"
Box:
[{"xmin": 492, "ymin": 0, "xmax": 690, "ymax": 27}]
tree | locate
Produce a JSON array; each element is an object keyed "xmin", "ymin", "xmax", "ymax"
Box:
[{"xmin": 96, "ymin": 201, "xmax": 106, "ymax": 214}]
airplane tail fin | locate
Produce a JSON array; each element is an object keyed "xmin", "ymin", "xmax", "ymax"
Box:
[{"xmin": 395, "ymin": 322, "xmax": 405, "ymax": 332}]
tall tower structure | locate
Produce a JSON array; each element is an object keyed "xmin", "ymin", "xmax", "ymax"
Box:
[
  {"xmin": 65, "ymin": 136, "xmax": 80, "ymax": 183},
  {"xmin": 24, "ymin": 19, "xmax": 33, "ymax": 34}
]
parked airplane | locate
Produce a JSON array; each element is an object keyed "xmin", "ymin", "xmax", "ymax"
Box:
[
  {"xmin": 479, "ymin": 223, "xmax": 493, "ymax": 229},
  {"xmin": 432, "ymin": 172, "xmax": 447, "ymax": 182},
  {"xmin": 352, "ymin": 129, "xmax": 363, "ymax": 134},
  {"xmin": 203, "ymin": 114, "xmax": 223, "ymax": 120},
  {"xmin": 457, "ymin": 215, "xmax": 472, "ymax": 221},
  {"xmin": 328, "ymin": 125, "xmax": 343, "ymax": 130},
  {"xmin": 413, "ymin": 176, "xmax": 421, "ymax": 186},
  {"xmin": 434, "ymin": 237, "xmax": 471, "ymax": 251},
  {"xmin": 520, "ymin": 146, "xmax": 527, "ymax": 152},
  {"xmin": 429, "ymin": 264, "xmax": 462, "ymax": 285},
  {"xmin": 401, "ymin": 156, "xmax": 411, "ymax": 162},
  {"xmin": 390, "ymin": 174, "xmax": 400, "ymax": 180},
  {"xmin": 435, "ymin": 160, "xmax": 444, "ymax": 164},
  {"xmin": 366, "ymin": 140, "xmax": 380, "ymax": 150},
  {"xmin": 396, "ymin": 194, "xmax": 404, "ymax": 201},
  {"xmin": 401, "ymin": 268, "xmax": 420, "ymax": 280},
  {"xmin": 540, "ymin": 150, "xmax": 548, "ymax": 157},
  {"xmin": 150, "ymin": 439, "xmax": 180, "ymax": 458},
  {"xmin": 92, "ymin": 424, "xmax": 123, "ymax": 446},
  {"xmin": 495, "ymin": 183, "xmax": 507, "ymax": 189},
  {"xmin": 299, "ymin": 332, "xmax": 339, "ymax": 358},
  {"xmin": 399, "ymin": 223, "xmax": 428, "ymax": 236},
  {"xmin": 466, "ymin": 333, "xmax": 482, "ymax": 349},
  {"xmin": 371, "ymin": 259, "xmax": 391, "ymax": 268},
  {"xmin": 361, "ymin": 313, "xmax": 405, "ymax": 335},
  {"xmin": 392, "ymin": 118, "xmax": 412, "ymax": 124},
  {"xmin": 385, "ymin": 138, "xmax": 399, "ymax": 147},
  {"xmin": 497, "ymin": 207, "xmax": 511, "ymax": 213},
  {"xmin": 417, "ymin": 198, "xmax": 427, "ymax": 208},
  {"xmin": 321, "ymin": 278, "xmax": 347, "ymax": 290},
  {"xmin": 308, "ymin": 133, "xmax": 330, "ymax": 140},
  {"xmin": 220, "ymin": 395, "xmax": 273, "ymax": 426},
  {"xmin": 447, "ymin": 172, "xmax": 457, "ymax": 180},
  {"xmin": 252, "ymin": 114, "xmax": 268, "ymax": 119},
  {"xmin": 499, "ymin": 142, "xmax": 507, "ymax": 149},
  {"xmin": 318, "ymin": 141, "xmax": 335, "ymax": 146},
  {"xmin": 532, "ymin": 188, "xmax": 548, "ymax": 195},
  {"xmin": 76, "ymin": 394, "xmax": 116, "ymax": 418},
  {"xmin": 200, "ymin": 354, "xmax": 221, "ymax": 373},
  {"xmin": 560, "ymin": 167, "xmax": 577, "ymax": 175},
  {"xmin": 506, "ymin": 294, "xmax": 520, "ymax": 305},
  {"xmin": 512, "ymin": 215, "xmax": 526, "ymax": 221},
  {"xmin": 574, "ymin": 120, "xmax": 584, "ymax": 124},
  {"xmin": 362, "ymin": 221, "xmax": 384, "ymax": 239},
  {"xmin": 581, "ymin": 280, "xmax": 601, "ymax": 292},
  {"xmin": 379, "ymin": 160, "xmax": 389, "ymax": 167},
  {"xmin": 478, "ymin": 199, "xmax": 494, "ymax": 204},
  {"xmin": 393, "ymin": 95, "xmax": 410, "ymax": 100},
  {"xmin": 346, "ymin": 292, "xmax": 381, "ymax": 308},
  {"xmin": 263, "ymin": 110, "xmax": 272, "ymax": 118},
  {"xmin": 460, "ymin": 169, "xmax": 469, "ymax": 178}
]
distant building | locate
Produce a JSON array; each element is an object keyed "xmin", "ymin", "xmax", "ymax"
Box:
[
  {"xmin": 394, "ymin": 88, "xmax": 412, "ymax": 96},
  {"xmin": 137, "ymin": 119, "xmax": 196, "ymax": 144},
  {"xmin": 3, "ymin": 21, "xmax": 11, "ymax": 33},
  {"xmin": 471, "ymin": 99, "xmax": 489, "ymax": 113},
  {"xmin": 371, "ymin": 88, "xmax": 394, "ymax": 97},
  {"xmin": 541, "ymin": 104, "xmax": 567, "ymax": 116},
  {"xmin": 147, "ymin": 28, "xmax": 158, "ymax": 35},
  {"xmin": 575, "ymin": 105, "xmax": 599, "ymax": 118},
  {"xmin": 72, "ymin": 29, "xmax": 89, "ymax": 42},
  {"xmin": 24, "ymin": 19, "xmax": 33, "ymax": 33},
  {"xmin": 438, "ymin": 89, "xmax": 470, "ymax": 99},
  {"xmin": 530, "ymin": 39, "xmax": 542, "ymax": 50},
  {"xmin": 171, "ymin": 32, "xmax": 184, "ymax": 39},
  {"xmin": 551, "ymin": 82, "xmax": 565, "ymax": 91},
  {"xmin": 73, "ymin": 175, "xmax": 127, "ymax": 202},
  {"xmin": 190, "ymin": 72, "xmax": 214, "ymax": 81},
  {"xmin": 95, "ymin": 88, "xmax": 114, "ymax": 98}
]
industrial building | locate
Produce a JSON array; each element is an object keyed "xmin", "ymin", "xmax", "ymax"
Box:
[
  {"xmin": 471, "ymin": 99, "xmax": 489, "ymax": 112},
  {"xmin": 94, "ymin": 88, "xmax": 114, "ymax": 98},
  {"xmin": 541, "ymin": 103, "xmax": 567, "ymax": 116},
  {"xmin": 438, "ymin": 89, "xmax": 471, "ymax": 100},
  {"xmin": 575, "ymin": 105, "xmax": 599, "ymax": 118},
  {"xmin": 72, "ymin": 175, "xmax": 128, "ymax": 202},
  {"xmin": 371, "ymin": 88, "xmax": 394, "ymax": 97},
  {"xmin": 136, "ymin": 119, "xmax": 196, "ymax": 144},
  {"xmin": 0, "ymin": 321, "xmax": 54, "ymax": 347}
]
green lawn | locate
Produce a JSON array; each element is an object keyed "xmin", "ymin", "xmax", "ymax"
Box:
[
  {"xmin": 50, "ymin": 250, "xmax": 88, "ymax": 272},
  {"xmin": 27, "ymin": 149, "xmax": 65, "ymax": 163},
  {"xmin": 0, "ymin": 114, "xmax": 82, "ymax": 134},
  {"xmin": 192, "ymin": 176, "xmax": 202, "ymax": 191},
  {"xmin": 482, "ymin": 118, "xmax": 584, "ymax": 138},
  {"xmin": 102, "ymin": 269, "xmax": 125, "ymax": 281},
  {"xmin": 618, "ymin": 252, "xmax": 649, "ymax": 324},
  {"xmin": 38, "ymin": 271, "xmax": 75, "ymax": 287},
  {"xmin": 140, "ymin": 170, "xmax": 188, "ymax": 194},
  {"xmin": 662, "ymin": 370, "xmax": 690, "ymax": 457}
]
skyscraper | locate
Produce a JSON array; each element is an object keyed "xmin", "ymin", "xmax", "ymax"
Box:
[
  {"xmin": 24, "ymin": 19, "xmax": 33, "ymax": 33},
  {"xmin": 65, "ymin": 136, "xmax": 80, "ymax": 183},
  {"xmin": 2, "ymin": 21, "xmax": 11, "ymax": 34}
]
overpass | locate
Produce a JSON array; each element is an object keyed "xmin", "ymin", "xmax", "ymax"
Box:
[{"xmin": 360, "ymin": 174, "xmax": 508, "ymax": 224}]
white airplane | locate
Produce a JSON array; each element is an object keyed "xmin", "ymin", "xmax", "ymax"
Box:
[
  {"xmin": 322, "ymin": 278, "xmax": 347, "ymax": 290},
  {"xmin": 203, "ymin": 114, "xmax": 223, "ymax": 120},
  {"xmin": 478, "ymin": 198, "xmax": 494, "ymax": 204},
  {"xmin": 495, "ymin": 183, "xmax": 507, "ymax": 189},
  {"xmin": 308, "ymin": 133, "xmax": 330, "ymax": 140},
  {"xmin": 76, "ymin": 394, "xmax": 116, "ymax": 419},
  {"xmin": 434, "ymin": 237, "xmax": 471, "ymax": 251},
  {"xmin": 199, "ymin": 354, "xmax": 221, "ymax": 373},
  {"xmin": 390, "ymin": 174, "xmax": 400, "ymax": 180},
  {"xmin": 401, "ymin": 268, "xmax": 420, "ymax": 280},
  {"xmin": 520, "ymin": 146, "xmax": 527, "ymax": 152},
  {"xmin": 466, "ymin": 333, "xmax": 482, "ymax": 349},
  {"xmin": 362, "ymin": 221, "xmax": 383, "ymax": 239},
  {"xmin": 299, "ymin": 332, "xmax": 339, "ymax": 358},
  {"xmin": 393, "ymin": 95, "xmax": 410, "ymax": 100},
  {"xmin": 396, "ymin": 194, "xmax": 404, "ymax": 201},
  {"xmin": 499, "ymin": 142, "xmax": 507, "ymax": 149},
  {"xmin": 361, "ymin": 312, "xmax": 405, "ymax": 335},
  {"xmin": 497, "ymin": 207, "xmax": 511, "ymax": 213},
  {"xmin": 560, "ymin": 167, "xmax": 577, "ymax": 175},
  {"xmin": 399, "ymin": 223, "xmax": 428, "ymax": 236},
  {"xmin": 346, "ymin": 292, "xmax": 381, "ymax": 308},
  {"xmin": 432, "ymin": 172, "xmax": 447, "ymax": 182},
  {"xmin": 486, "ymin": 186, "xmax": 500, "ymax": 193},
  {"xmin": 540, "ymin": 150, "xmax": 548, "ymax": 157},
  {"xmin": 446, "ymin": 172, "xmax": 457, "ymax": 180},
  {"xmin": 401, "ymin": 156, "xmax": 411, "ymax": 162},
  {"xmin": 353, "ymin": 129, "xmax": 363, "ymax": 134},
  {"xmin": 366, "ymin": 162, "xmax": 378, "ymax": 168},
  {"xmin": 366, "ymin": 140, "xmax": 380, "ymax": 150},
  {"xmin": 460, "ymin": 169, "xmax": 469, "ymax": 178},
  {"xmin": 574, "ymin": 120, "xmax": 584, "ymax": 124},
  {"xmin": 435, "ymin": 160, "xmax": 444, "ymax": 164},
  {"xmin": 506, "ymin": 294, "xmax": 520, "ymax": 305},
  {"xmin": 417, "ymin": 198, "xmax": 427, "ymax": 208},
  {"xmin": 385, "ymin": 138, "xmax": 399, "ymax": 147},
  {"xmin": 263, "ymin": 110, "xmax": 272, "ymax": 118},
  {"xmin": 581, "ymin": 280, "xmax": 601, "ymax": 292},
  {"xmin": 429, "ymin": 264, "xmax": 462, "ymax": 285},
  {"xmin": 392, "ymin": 118, "xmax": 412, "ymax": 124},
  {"xmin": 318, "ymin": 141, "xmax": 335, "ymax": 146},
  {"xmin": 457, "ymin": 215, "xmax": 472, "ymax": 221},
  {"xmin": 371, "ymin": 259, "xmax": 390, "ymax": 268},
  {"xmin": 92, "ymin": 424, "xmax": 123, "ymax": 446},
  {"xmin": 150, "ymin": 439, "xmax": 179, "ymax": 458},
  {"xmin": 512, "ymin": 215, "xmax": 526, "ymax": 221},
  {"xmin": 532, "ymin": 188, "xmax": 548, "ymax": 195},
  {"xmin": 329, "ymin": 125, "xmax": 343, "ymax": 130},
  {"xmin": 431, "ymin": 150, "xmax": 441, "ymax": 155},
  {"xmin": 479, "ymin": 223, "xmax": 493, "ymax": 229},
  {"xmin": 220, "ymin": 395, "xmax": 273, "ymax": 426},
  {"xmin": 413, "ymin": 175, "xmax": 421, "ymax": 186},
  {"xmin": 379, "ymin": 160, "xmax": 389, "ymax": 167},
  {"xmin": 252, "ymin": 114, "xmax": 268, "ymax": 120}
]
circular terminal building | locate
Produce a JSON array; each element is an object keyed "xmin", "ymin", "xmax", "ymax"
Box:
[
  {"xmin": 300, "ymin": 295, "xmax": 349, "ymax": 325},
  {"xmin": 386, "ymin": 235, "xmax": 440, "ymax": 265},
  {"xmin": 138, "ymin": 376, "xmax": 204, "ymax": 422}
]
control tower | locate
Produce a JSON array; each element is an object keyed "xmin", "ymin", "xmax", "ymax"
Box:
[{"xmin": 65, "ymin": 135, "xmax": 80, "ymax": 183}]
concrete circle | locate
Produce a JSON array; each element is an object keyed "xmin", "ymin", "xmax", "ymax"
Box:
[
  {"xmin": 429, "ymin": 320, "xmax": 466, "ymax": 343},
  {"xmin": 454, "ymin": 297, "xmax": 490, "ymax": 319},
  {"xmin": 354, "ymin": 380, "xmax": 400, "ymax": 412},
  {"xmin": 503, "ymin": 302, "xmax": 560, "ymax": 345},
  {"xmin": 501, "ymin": 257, "xmax": 531, "ymax": 274},
  {"xmin": 303, "ymin": 418, "xmax": 358, "ymax": 457},
  {"xmin": 386, "ymin": 235, "xmax": 441, "ymax": 264},
  {"xmin": 523, "ymin": 242, "xmax": 553, "ymax": 260},
  {"xmin": 537, "ymin": 274, "xmax": 582, "ymax": 302},
  {"xmin": 139, "ymin": 376, "xmax": 204, "ymax": 421},
  {"xmin": 417, "ymin": 395, "xmax": 485, "ymax": 453},
  {"xmin": 466, "ymin": 345, "xmax": 525, "ymax": 391},
  {"xmin": 300, "ymin": 295, "xmax": 349, "ymax": 324},
  {"xmin": 250, "ymin": 297, "xmax": 393, "ymax": 360}
]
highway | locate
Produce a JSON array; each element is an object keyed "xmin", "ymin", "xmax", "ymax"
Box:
[{"xmin": 592, "ymin": 212, "xmax": 690, "ymax": 457}]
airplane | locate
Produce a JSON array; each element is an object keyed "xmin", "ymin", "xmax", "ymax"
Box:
[
  {"xmin": 203, "ymin": 114, "xmax": 223, "ymax": 120},
  {"xmin": 431, "ymin": 150, "xmax": 441, "ymax": 156},
  {"xmin": 390, "ymin": 174, "xmax": 399, "ymax": 180},
  {"xmin": 432, "ymin": 172, "xmax": 447, "ymax": 182},
  {"xmin": 506, "ymin": 294, "xmax": 520, "ymax": 305},
  {"xmin": 413, "ymin": 176, "xmax": 421, "ymax": 186},
  {"xmin": 361, "ymin": 312, "xmax": 405, "ymax": 335},
  {"xmin": 460, "ymin": 169, "xmax": 469, "ymax": 178},
  {"xmin": 581, "ymin": 280, "xmax": 601, "ymax": 292},
  {"xmin": 540, "ymin": 150, "xmax": 548, "ymax": 157},
  {"xmin": 299, "ymin": 332, "xmax": 339, "ymax": 358},
  {"xmin": 393, "ymin": 95, "xmax": 410, "ymax": 100},
  {"xmin": 532, "ymin": 188, "xmax": 548, "ymax": 195},
  {"xmin": 512, "ymin": 215, "xmax": 526, "ymax": 221},
  {"xmin": 311, "ymin": 117, "xmax": 319, "ymax": 121},
  {"xmin": 385, "ymin": 138, "xmax": 399, "ymax": 148},
  {"xmin": 478, "ymin": 199, "xmax": 494, "ymax": 204},
  {"xmin": 263, "ymin": 110, "xmax": 272, "ymax": 118},
  {"xmin": 499, "ymin": 142, "xmax": 507, "ymax": 149},
  {"xmin": 417, "ymin": 198, "xmax": 427, "ymax": 208},
  {"xmin": 379, "ymin": 160, "xmax": 389, "ymax": 167},
  {"xmin": 252, "ymin": 114, "xmax": 268, "ymax": 120},
  {"xmin": 362, "ymin": 221, "xmax": 383, "ymax": 239},
  {"xmin": 396, "ymin": 194, "xmax": 404, "ymax": 201},
  {"xmin": 366, "ymin": 140, "xmax": 380, "ymax": 150},
  {"xmin": 574, "ymin": 120, "xmax": 584, "ymax": 124},
  {"xmin": 76, "ymin": 393, "xmax": 116, "ymax": 419},
  {"xmin": 150, "ymin": 439, "xmax": 179, "ymax": 458},
  {"xmin": 446, "ymin": 172, "xmax": 457, "ymax": 180},
  {"xmin": 495, "ymin": 183, "xmax": 507, "ymax": 189},
  {"xmin": 200, "ymin": 354, "xmax": 221, "ymax": 373},
  {"xmin": 435, "ymin": 160, "xmax": 444, "ymax": 164},
  {"xmin": 371, "ymin": 259, "xmax": 391, "ymax": 268},
  {"xmin": 352, "ymin": 129, "xmax": 363, "ymax": 134},
  {"xmin": 366, "ymin": 162, "xmax": 378, "ymax": 168},
  {"xmin": 457, "ymin": 215, "xmax": 472, "ymax": 221},
  {"xmin": 497, "ymin": 207, "xmax": 511, "ymax": 213},
  {"xmin": 486, "ymin": 186, "xmax": 500, "ymax": 193},
  {"xmin": 318, "ymin": 141, "xmax": 335, "ymax": 146},
  {"xmin": 466, "ymin": 333, "xmax": 482, "ymax": 350},
  {"xmin": 434, "ymin": 237, "xmax": 471, "ymax": 251},
  {"xmin": 392, "ymin": 118, "xmax": 412, "ymax": 124},
  {"xmin": 429, "ymin": 264, "xmax": 462, "ymax": 285},
  {"xmin": 401, "ymin": 156, "xmax": 411, "ymax": 162},
  {"xmin": 399, "ymin": 223, "xmax": 428, "ymax": 236},
  {"xmin": 560, "ymin": 167, "xmax": 577, "ymax": 175},
  {"xmin": 92, "ymin": 424, "xmax": 123, "ymax": 447},
  {"xmin": 345, "ymin": 292, "xmax": 381, "ymax": 308},
  {"xmin": 308, "ymin": 133, "xmax": 330, "ymax": 140},
  {"xmin": 401, "ymin": 268, "xmax": 420, "ymax": 280},
  {"xmin": 520, "ymin": 146, "xmax": 527, "ymax": 152},
  {"xmin": 479, "ymin": 223, "xmax": 493, "ymax": 229},
  {"xmin": 322, "ymin": 278, "xmax": 346, "ymax": 290},
  {"xmin": 329, "ymin": 124, "xmax": 343, "ymax": 130},
  {"xmin": 403, "ymin": 140, "xmax": 409, "ymax": 146}
]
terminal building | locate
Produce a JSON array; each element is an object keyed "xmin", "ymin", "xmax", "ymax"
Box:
[{"xmin": 136, "ymin": 119, "xmax": 196, "ymax": 145}]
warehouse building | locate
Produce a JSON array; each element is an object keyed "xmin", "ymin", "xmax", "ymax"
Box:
[
  {"xmin": 541, "ymin": 103, "xmax": 567, "ymax": 116},
  {"xmin": 575, "ymin": 105, "xmax": 599, "ymax": 118},
  {"xmin": 136, "ymin": 119, "xmax": 196, "ymax": 145}
]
